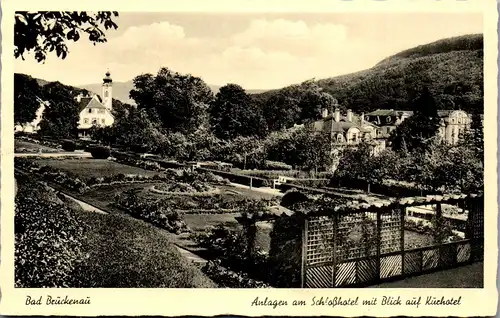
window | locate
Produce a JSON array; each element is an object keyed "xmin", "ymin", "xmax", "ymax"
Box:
[
  {"xmin": 99, "ymin": 109, "xmax": 105, "ymax": 114},
  {"xmin": 451, "ymin": 118, "xmax": 455, "ymax": 124},
  {"xmin": 84, "ymin": 118, "xmax": 89, "ymax": 124},
  {"xmin": 104, "ymin": 91, "xmax": 109, "ymax": 97},
  {"xmin": 386, "ymin": 116, "xmax": 392, "ymax": 123},
  {"xmin": 92, "ymin": 119, "xmax": 97, "ymax": 125},
  {"xmin": 88, "ymin": 108, "xmax": 92, "ymax": 113},
  {"xmin": 101, "ymin": 119, "xmax": 105, "ymax": 124}
]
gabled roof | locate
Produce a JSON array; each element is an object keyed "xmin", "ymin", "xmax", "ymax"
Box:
[{"xmin": 78, "ymin": 96, "xmax": 107, "ymax": 112}]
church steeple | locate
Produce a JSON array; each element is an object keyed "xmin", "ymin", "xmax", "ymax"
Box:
[{"xmin": 102, "ymin": 70, "xmax": 113, "ymax": 110}]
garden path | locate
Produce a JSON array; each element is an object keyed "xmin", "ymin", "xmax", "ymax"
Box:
[
  {"xmin": 15, "ymin": 152, "xmax": 92, "ymax": 158},
  {"xmin": 57, "ymin": 191, "xmax": 108, "ymax": 214}
]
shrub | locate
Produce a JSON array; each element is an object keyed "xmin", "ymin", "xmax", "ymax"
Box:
[
  {"xmin": 263, "ymin": 160, "xmax": 293, "ymax": 171},
  {"xmin": 113, "ymin": 190, "xmax": 190, "ymax": 234},
  {"xmin": 15, "ymin": 181, "xmax": 88, "ymax": 287},
  {"xmin": 201, "ymin": 260, "xmax": 270, "ymax": 288},
  {"xmin": 90, "ymin": 146, "xmax": 111, "ymax": 159},
  {"xmin": 61, "ymin": 139, "xmax": 77, "ymax": 152}
]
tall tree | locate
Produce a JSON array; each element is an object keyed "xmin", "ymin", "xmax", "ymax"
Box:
[
  {"xmin": 38, "ymin": 82, "xmax": 80, "ymax": 139},
  {"xmin": 390, "ymin": 87, "xmax": 441, "ymax": 152},
  {"xmin": 262, "ymin": 92, "xmax": 301, "ymax": 131},
  {"xmin": 14, "ymin": 73, "xmax": 43, "ymax": 125},
  {"xmin": 210, "ymin": 84, "xmax": 267, "ymax": 139},
  {"xmin": 298, "ymin": 81, "xmax": 338, "ymax": 123},
  {"xmin": 15, "ymin": 11, "xmax": 119, "ymax": 62},
  {"xmin": 129, "ymin": 68, "xmax": 214, "ymax": 134}
]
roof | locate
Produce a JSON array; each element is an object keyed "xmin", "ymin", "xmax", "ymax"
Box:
[
  {"xmin": 78, "ymin": 96, "xmax": 107, "ymax": 112},
  {"xmin": 366, "ymin": 109, "xmax": 414, "ymax": 117},
  {"xmin": 318, "ymin": 115, "xmax": 376, "ymax": 133}
]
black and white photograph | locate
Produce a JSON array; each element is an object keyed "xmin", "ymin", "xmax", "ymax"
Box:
[{"xmin": 10, "ymin": 7, "xmax": 488, "ymax": 293}]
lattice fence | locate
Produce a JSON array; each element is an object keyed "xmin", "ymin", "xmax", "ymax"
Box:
[{"xmin": 303, "ymin": 195, "xmax": 484, "ymax": 288}]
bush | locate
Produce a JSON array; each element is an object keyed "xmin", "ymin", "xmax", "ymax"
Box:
[
  {"xmin": 90, "ymin": 146, "xmax": 111, "ymax": 159},
  {"xmin": 263, "ymin": 160, "xmax": 293, "ymax": 171},
  {"xmin": 201, "ymin": 260, "xmax": 270, "ymax": 288},
  {"xmin": 61, "ymin": 140, "xmax": 77, "ymax": 152},
  {"xmin": 15, "ymin": 181, "xmax": 88, "ymax": 287}
]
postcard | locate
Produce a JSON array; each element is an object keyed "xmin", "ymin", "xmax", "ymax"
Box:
[{"xmin": 0, "ymin": 0, "xmax": 498, "ymax": 316}]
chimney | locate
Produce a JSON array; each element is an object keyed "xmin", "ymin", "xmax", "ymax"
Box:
[
  {"xmin": 334, "ymin": 109, "xmax": 340, "ymax": 122},
  {"xmin": 361, "ymin": 112, "xmax": 365, "ymax": 126},
  {"xmin": 347, "ymin": 109, "xmax": 353, "ymax": 122},
  {"xmin": 321, "ymin": 108, "xmax": 328, "ymax": 119}
]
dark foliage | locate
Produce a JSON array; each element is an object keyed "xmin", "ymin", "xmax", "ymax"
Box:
[
  {"xmin": 15, "ymin": 11, "xmax": 119, "ymax": 62},
  {"xmin": 15, "ymin": 180, "xmax": 88, "ymax": 287},
  {"xmin": 14, "ymin": 73, "xmax": 44, "ymax": 125},
  {"xmin": 129, "ymin": 68, "xmax": 214, "ymax": 134},
  {"xmin": 210, "ymin": 84, "xmax": 268, "ymax": 139},
  {"xmin": 61, "ymin": 139, "xmax": 77, "ymax": 152},
  {"xmin": 90, "ymin": 146, "xmax": 111, "ymax": 159}
]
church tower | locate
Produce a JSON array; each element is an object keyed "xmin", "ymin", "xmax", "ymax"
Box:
[{"xmin": 102, "ymin": 70, "xmax": 113, "ymax": 110}]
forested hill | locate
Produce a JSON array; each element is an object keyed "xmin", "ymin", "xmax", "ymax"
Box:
[{"xmin": 254, "ymin": 34, "xmax": 483, "ymax": 115}]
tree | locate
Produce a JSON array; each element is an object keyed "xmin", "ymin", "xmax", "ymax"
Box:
[
  {"xmin": 129, "ymin": 68, "xmax": 214, "ymax": 134},
  {"xmin": 462, "ymin": 112, "xmax": 484, "ymax": 164},
  {"xmin": 14, "ymin": 73, "xmax": 43, "ymax": 125},
  {"xmin": 38, "ymin": 82, "xmax": 80, "ymax": 139},
  {"xmin": 15, "ymin": 11, "xmax": 119, "ymax": 62},
  {"xmin": 262, "ymin": 92, "xmax": 301, "ymax": 131},
  {"xmin": 210, "ymin": 84, "xmax": 267, "ymax": 139},
  {"xmin": 268, "ymin": 128, "xmax": 331, "ymax": 172},
  {"xmin": 390, "ymin": 87, "xmax": 442, "ymax": 152},
  {"xmin": 298, "ymin": 81, "xmax": 338, "ymax": 123}
]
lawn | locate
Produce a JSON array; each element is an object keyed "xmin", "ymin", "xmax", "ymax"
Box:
[
  {"xmin": 39, "ymin": 158, "xmax": 160, "ymax": 178},
  {"xmin": 73, "ymin": 207, "xmax": 216, "ymax": 288},
  {"xmin": 15, "ymin": 140, "xmax": 61, "ymax": 153}
]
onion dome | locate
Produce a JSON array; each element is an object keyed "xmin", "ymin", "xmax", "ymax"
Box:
[{"xmin": 103, "ymin": 70, "xmax": 112, "ymax": 83}]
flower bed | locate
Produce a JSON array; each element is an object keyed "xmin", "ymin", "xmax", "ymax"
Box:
[
  {"xmin": 201, "ymin": 260, "xmax": 270, "ymax": 288},
  {"xmin": 115, "ymin": 190, "xmax": 278, "ymax": 213},
  {"xmin": 150, "ymin": 183, "xmax": 219, "ymax": 196},
  {"xmin": 113, "ymin": 189, "xmax": 190, "ymax": 234},
  {"xmin": 14, "ymin": 158, "xmax": 172, "ymax": 194}
]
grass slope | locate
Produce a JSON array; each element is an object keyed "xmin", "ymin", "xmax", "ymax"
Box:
[{"xmin": 74, "ymin": 208, "xmax": 216, "ymax": 288}]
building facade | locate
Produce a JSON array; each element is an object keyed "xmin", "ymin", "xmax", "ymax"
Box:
[
  {"xmin": 77, "ymin": 71, "xmax": 115, "ymax": 138},
  {"xmin": 365, "ymin": 108, "xmax": 471, "ymax": 145},
  {"xmin": 307, "ymin": 108, "xmax": 387, "ymax": 171}
]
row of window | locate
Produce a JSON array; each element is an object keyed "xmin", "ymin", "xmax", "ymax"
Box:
[
  {"xmin": 83, "ymin": 118, "xmax": 105, "ymax": 125},
  {"xmin": 88, "ymin": 108, "xmax": 106, "ymax": 114}
]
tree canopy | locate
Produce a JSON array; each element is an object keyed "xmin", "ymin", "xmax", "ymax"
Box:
[
  {"xmin": 38, "ymin": 82, "xmax": 80, "ymax": 139},
  {"xmin": 14, "ymin": 73, "xmax": 43, "ymax": 125},
  {"xmin": 210, "ymin": 84, "xmax": 267, "ymax": 140},
  {"xmin": 390, "ymin": 87, "xmax": 442, "ymax": 152},
  {"xmin": 129, "ymin": 68, "xmax": 214, "ymax": 135},
  {"xmin": 15, "ymin": 11, "xmax": 119, "ymax": 63}
]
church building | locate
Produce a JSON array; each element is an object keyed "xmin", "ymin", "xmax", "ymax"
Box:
[{"xmin": 77, "ymin": 71, "xmax": 115, "ymax": 139}]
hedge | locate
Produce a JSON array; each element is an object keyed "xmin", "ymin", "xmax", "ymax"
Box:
[
  {"xmin": 198, "ymin": 168, "xmax": 271, "ymax": 187},
  {"xmin": 15, "ymin": 180, "xmax": 88, "ymax": 287}
]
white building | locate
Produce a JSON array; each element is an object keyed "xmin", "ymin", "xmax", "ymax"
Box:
[
  {"xmin": 77, "ymin": 71, "xmax": 115, "ymax": 139},
  {"xmin": 15, "ymin": 71, "xmax": 115, "ymax": 139},
  {"xmin": 14, "ymin": 96, "xmax": 49, "ymax": 133}
]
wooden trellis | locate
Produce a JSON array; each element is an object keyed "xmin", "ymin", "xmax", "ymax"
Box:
[{"xmin": 301, "ymin": 194, "xmax": 484, "ymax": 288}]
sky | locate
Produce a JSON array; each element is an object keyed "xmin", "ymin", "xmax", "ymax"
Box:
[{"xmin": 14, "ymin": 12, "xmax": 483, "ymax": 90}]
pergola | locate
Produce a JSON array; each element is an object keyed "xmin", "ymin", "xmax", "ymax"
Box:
[{"xmin": 298, "ymin": 193, "xmax": 484, "ymax": 287}]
